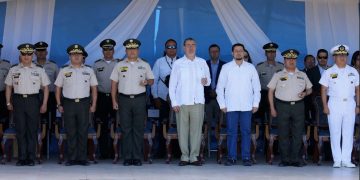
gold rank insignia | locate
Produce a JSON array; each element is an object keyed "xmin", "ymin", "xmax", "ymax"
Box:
[
  {"xmin": 330, "ymin": 73, "xmax": 338, "ymax": 79},
  {"xmin": 280, "ymin": 76, "xmax": 288, "ymax": 81},
  {"xmin": 120, "ymin": 66, "xmax": 128, "ymax": 72},
  {"xmin": 64, "ymin": 72, "xmax": 72, "ymax": 77}
]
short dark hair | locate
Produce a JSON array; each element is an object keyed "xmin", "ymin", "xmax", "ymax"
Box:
[
  {"xmin": 208, "ymin": 44, "xmax": 220, "ymax": 52},
  {"xmin": 304, "ymin": 54, "xmax": 315, "ymax": 62},
  {"xmin": 165, "ymin": 39, "xmax": 177, "ymax": 47},
  {"xmin": 317, "ymin": 49, "xmax": 328, "ymax": 57},
  {"xmin": 244, "ymin": 49, "xmax": 252, "ymax": 64},
  {"xmin": 351, "ymin": 50, "xmax": 360, "ymax": 66},
  {"xmin": 183, "ymin": 37, "xmax": 196, "ymax": 46},
  {"xmin": 232, "ymin": 43, "xmax": 245, "ymax": 52}
]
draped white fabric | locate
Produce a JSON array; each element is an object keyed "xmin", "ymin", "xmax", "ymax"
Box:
[
  {"xmin": 1, "ymin": 0, "xmax": 55, "ymax": 64},
  {"xmin": 305, "ymin": 0, "xmax": 359, "ymax": 63},
  {"xmin": 84, "ymin": 0, "xmax": 159, "ymax": 65},
  {"xmin": 211, "ymin": 0, "xmax": 282, "ymax": 64}
]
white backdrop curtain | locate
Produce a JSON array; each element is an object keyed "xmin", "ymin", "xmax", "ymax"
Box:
[
  {"xmin": 1, "ymin": 0, "xmax": 55, "ymax": 64},
  {"xmin": 305, "ymin": 0, "xmax": 359, "ymax": 63},
  {"xmin": 84, "ymin": 0, "xmax": 159, "ymax": 65},
  {"xmin": 211, "ymin": 0, "xmax": 282, "ymax": 64}
]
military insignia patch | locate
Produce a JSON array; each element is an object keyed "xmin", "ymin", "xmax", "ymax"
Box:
[
  {"xmin": 330, "ymin": 73, "xmax": 338, "ymax": 79},
  {"xmin": 280, "ymin": 77, "xmax": 288, "ymax": 81},
  {"xmin": 82, "ymin": 71, "xmax": 90, "ymax": 75},
  {"xmin": 31, "ymin": 72, "xmax": 39, "ymax": 76},
  {"xmin": 296, "ymin": 76, "xmax": 304, "ymax": 80},
  {"xmin": 64, "ymin": 72, "xmax": 72, "ymax": 77},
  {"xmin": 97, "ymin": 67, "xmax": 104, "ymax": 72},
  {"xmin": 13, "ymin": 73, "xmax": 20, "ymax": 78},
  {"xmin": 120, "ymin": 66, "xmax": 128, "ymax": 72}
]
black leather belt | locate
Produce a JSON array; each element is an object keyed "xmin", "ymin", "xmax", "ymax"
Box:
[
  {"xmin": 119, "ymin": 92, "xmax": 146, "ymax": 99},
  {"xmin": 276, "ymin": 98, "xmax": 304, "ymax": 105},
  {"xmin": 14, "ymin": 93, "xmax": 39, "ymax": 98},
  {"xmin": 99, "ymin": 92, "xmax": 111, "ymax": 97},
  {"xmin": 63, "ymin": 97, "xmax": 90, "ymax": 103}
]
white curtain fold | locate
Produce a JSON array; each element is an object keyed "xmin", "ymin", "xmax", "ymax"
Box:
[
  {"xmin": 1, "ymin": 0, "xmax": 55, "ymax": 64},
  {"xmin": 211, "ymin": 0, "xmax": 282, "ymax": 64},
  {"xmin": 305, "ymin": 0, "xmax": 359, "ymax": 62},
  {"xmin": 84, "ymin": 0, "xmax": 159, "ymax": 65}
]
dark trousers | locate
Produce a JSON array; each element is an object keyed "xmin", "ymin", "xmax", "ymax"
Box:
[
  {"xmin": 154, "ymin": 98, "xmax": 169, "ymax": 157},
  {"xmin": 226, "ymin": 111, "xmax": 252, "ymax": 160},
  {"xmin": 118, "ymin": 93, "xmax": 146, "ymax": 160},
  {"xmin": 276, "ymin": 100, "xmax": 305, "ymax": 163},
  {"xmin": 95, "ymin": 92, "xmax": 116, "ymax": 159},
  {"xmin": 63, "ymin": 97, "xmax": 90, "ymax": 161},
  {"xmin": 0, "ymin": 91, "xmax": 9, "ymax": 123},
  {"xmin": 13, "ymin": 94, "xmax": 40, "ymax": 160},
  {"xmin": 39, "ymin": 92, "xmax": 56, "ymax": 155}
]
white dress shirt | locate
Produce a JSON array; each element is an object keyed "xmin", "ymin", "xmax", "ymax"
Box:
[
  {"xmin": 216, "ymin": 60, "xmax": 261, "ymax": 112},
  {"xmin": 151, "ymin": 55, "xmax": 176, "ymax": 100},
  {"xmin": 169, "ymin": 56, "xmax": 211, "ymax": 107}
]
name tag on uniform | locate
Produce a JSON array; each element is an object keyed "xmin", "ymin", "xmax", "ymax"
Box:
[
  {"xmin": 348, "ymin": 73, "xmax": 355, "ymax": 77},
  {"xmin": 31, "ymin": 72, "xmax": 39, "ymax": 76},
  {"xmin": 82, "ymin": 71, "xmax": 90, "ymax": 75},
  {"xmin": 280, "ymin": 77, "xmax": 288, "ymax": 81},
  {"xmin": 97, "ymin": 67, "xmax": 104, "ymax": 72},
  {"xmin": 120, "ymin": 66, "xmax": 128, "ymax": 72},
  {"xmin": 138, "ymin": 66, "xmax": 145, "ymax": 70},
  {"xmin": 330, "ymin": 73, "xmax": 338, "ymax": 79},
  {"xmin": 296, "ymin": 76, "xmax": 304, "ymax": 80},
  {"xmin": 64, "ymin": 72, "xmax": 72, "ymax": 77}
]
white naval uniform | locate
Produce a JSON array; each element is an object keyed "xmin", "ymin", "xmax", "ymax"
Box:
[{"xmin": 319, "ymin": 64, "xmax": 359, "ymax": 164}]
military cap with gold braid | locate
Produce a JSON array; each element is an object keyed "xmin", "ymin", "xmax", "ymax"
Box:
[
  {"xmin": 34, "ymin": 41, "xmax": 48, "ymax": 51},
  {"xmin": 263, "ymin": 42, "xmax": 278, "ymax": 52},
  {"xmin": 17, "ymin": 43, "xmax": 35, "ymax": 54},
  {"xmin": 330, "ymin": 44, "xmax": 349, "ymax": 56},
  {"xmin": 100, "ymin": 39, "xmax": 116, "ymax": 50},
  {"xmin": 281, "ymin": 49, "xmax": 299, "ymax": 59},
  {"xmin": 123, "ymin": 38, "xmax": 141, "ymax": 49},
  {"xmin": 66, "ymin": 44, "xmax": 85, "ymax": 55}
]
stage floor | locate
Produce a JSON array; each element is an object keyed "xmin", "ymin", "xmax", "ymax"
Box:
[{"xmin": 0, "ymin": 159, "xmax": 358, "ymax": 180}]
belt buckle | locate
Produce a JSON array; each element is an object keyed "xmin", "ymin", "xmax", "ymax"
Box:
[
  {"xmin": 75, "ymin": 98, "xmax": 80, "ymax": 102},
  {"xmin": 130, "ymin": 95, "xmax": 135, "ymax": 99},
  {"xmin": 106, "ymin": 93, "xmax": 110, "ymax": 97},
  {"xmin": 23, "ymin": 94, "xmax": 28, "ymax": 98},
  {"xmin": 290, "ymin": 102, "xmax": 295, "ymax": 105}
]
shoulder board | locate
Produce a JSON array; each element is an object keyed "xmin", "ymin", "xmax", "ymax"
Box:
[
  {"xmin": 11, "ymin": 63, "xmax": 18, "ymax": 67},
  {"xmin": 94, "ymin": 59, "xmax": 102, "ymax": 63},
  {"xmin": 1, "ymin": 59, "xmax": 10, "ymax": 63},
  {"xmin": 256, "ymin": 62, "xmax": 264, "ymax": 66},
  {"xmin": 61, "ymin": 64, "xmax": 69, "ymax": 68},
  {"xmin": 85, "ymin": 64, "xmax": 92, "ymax": 68},
  {"xmin": 277, "ymin": 61, "xmax": 284, "ymax": 65},
  {"xmin": 36, "ymin": 64, "xmax": 43, "ymax": 68}
]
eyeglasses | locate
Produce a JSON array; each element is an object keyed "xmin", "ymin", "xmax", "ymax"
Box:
[
  {"xmin": 318, "ymin": 56, "xmax": 328, "ymax": 59},
  {"xmin": 21, "ymin": 52, "xmax": 33, "ymax": 56},
  {"xmin": 166, "ymin": 45, "xmax": 177, "ymax": 49}
]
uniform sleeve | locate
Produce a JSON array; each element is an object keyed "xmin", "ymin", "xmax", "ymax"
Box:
[
  {"xmin": 145, "ymin": 63, "xmax": 154, "ymax": 80},
  {"xmin": 151, "ymin": 60, "xmax": 160, "ymax": 98},
  {"xmin": 216, "ymin": 65, "xmax": 227, "ymax": 109},
  {"xmin": 203, "ymin": 61, "xmax": 211, "ymax": 86},
  {"xmin": 89, "ymin": 68, "xmax": 98, "ymax": 86},
  {"xmin": 110, "ymin": 64, "xmax": 119, "ymax": 82},
  {"xmin": 354, "ymin": 70, "xmax": 359, "ymax": 86},
  {"xmin": 251, "ymin": 67, "xmax": 261, "ymax": 108},
  {"xmin": 319, "ymin": 70, "xmax": 329, "ymax": 87},
  {"xmin": 54, "ymin": 64, "xmax": 60, "ymax": 81},
  {"xmin": 267, "ymin": 73, "xmax": 278, "ymax": 90},
  {"xmin": 4, "ymin": 68, "xmax": 13, "ymax": 86},
  {"xmin": 304, "ymin": 73, "xmax": 313, "ymax": 89},
  {"xmin": 40, "ymin": 68, "xmax": 51, "ymax": 86},
  {"xmin": 54, "ymin": 68, "xmax": 64, "ymax": 87},
  {"xmin": 168, "ymin": 62, "xmax": 179, "ymax": 107}
]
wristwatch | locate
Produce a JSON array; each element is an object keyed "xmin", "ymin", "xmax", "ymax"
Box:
[
  {"xmin": 6, "ymin": 102, "xmax": 11, "ymax": 106},
  {"xmin": 56, "ymin": 104, "xmax": 62, "ymax": 108}
]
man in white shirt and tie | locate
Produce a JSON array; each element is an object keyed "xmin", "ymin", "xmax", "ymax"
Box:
[
  {"xmin": 169, "ymin": 37, "xmax": 211, "ymax": 166},
  {"xmin": 216, "ymin": 43, "xmax": 261, "ymax": 166},
  {"xmin": 151, "ymin": 39, "xmax": 178, "ymax": 158}
]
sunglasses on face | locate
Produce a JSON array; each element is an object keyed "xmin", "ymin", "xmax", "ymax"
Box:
[
  {"xmin": 166, "ymin": 45, "xmax": 177, "ymax": 49},
  {"xmin": 318, "ymin": 56, "xmax": 328, "ymax": 59},
  {"xmin": 21, "ymin": 52, "xmax": 33, "ymax": 56}
]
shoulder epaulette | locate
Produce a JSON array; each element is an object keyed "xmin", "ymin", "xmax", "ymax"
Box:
[
  {"xmin": 85, "ymin": 64, "xmax": 92, "ymax": 68},
  {"xmin": 256, "ymin": 62, "xmax": 264, "ymax": 66},
  {"xmin": 61, "ymin": 64, "xmax": 69, "ymax": 68},
  {"xmin": 36, "ymin": 64, "xmax": 43, "ymax": 68},
  {"xmin": 2, "ymin": 59, "xmax": 10, "ymax": 63},
  {"xmin": 94, "ymin": 59, "xmax": 102, "ymax": 63},
  {"xmin": 11, "ymin": 63, "xmax": 18, "ymax": 67}
]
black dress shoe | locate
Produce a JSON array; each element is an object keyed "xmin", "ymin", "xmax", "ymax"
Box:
[
  {"xmin": 27, "ymin": 160, "xmax": 35, "ymax": 166},
  {"xmin": 291, "ymin": 162, "xmax": 303, "ymax": 167},
  {"xmin": 16, "ymin": 160, "xmax": 26, "ymax": 166},
  {"xmin": 224, "ymin": 159, "xmax": 236, "ymax": 166},
  {"xmin": 123, "ymin": 159, "xmax": 132, "ymax": 166},
  {"xmin": 243, "ymin": 159, "xmax": 252, "ymax": 166},
  {"xmin": 178, "ymin": 161, "xmax": 189, "ymax": 166},
  {"xmin": 190, "ymin": 161, "xmax": 202, "ymax": 166},
  {"xmin": 278, "ymin": 161, "xmax": 290, "ymax": 167},
  {"xmin": 65, "ymin": 160, "xmax": 76, "ymax": 166},
  {"xmin": 133, "ymin": 159, "xmax": 142, "ymax": 166},
  {"xmin": 78, "ymin": 160, "xmax": 90, "ymax": 166}
]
